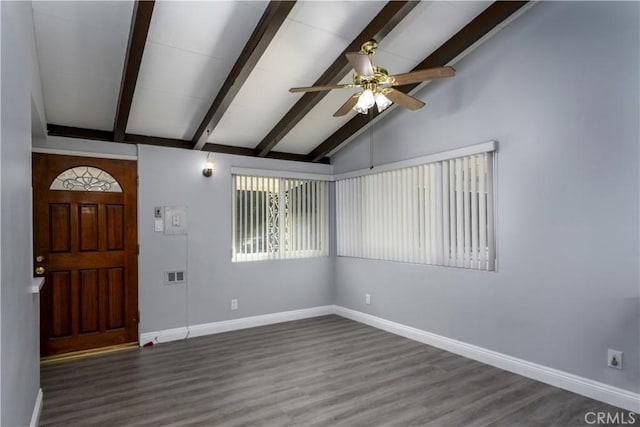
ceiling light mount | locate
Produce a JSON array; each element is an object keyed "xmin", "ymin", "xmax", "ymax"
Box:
[{"xmin": 361, "ymin": 39, "xmax": 378, "ymax": 56}]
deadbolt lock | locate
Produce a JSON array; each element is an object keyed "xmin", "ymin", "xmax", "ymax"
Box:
[{"xmin": 36, "ymin": 256, "xmax": 44, "ymax": 262}]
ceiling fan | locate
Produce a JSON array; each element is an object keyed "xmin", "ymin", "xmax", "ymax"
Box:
[{"xmin": 290, "ymin": 39, "xmax": 455, "ymax": 117}]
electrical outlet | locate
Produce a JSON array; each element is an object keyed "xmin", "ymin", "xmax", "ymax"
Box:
[
  {"xmin": 608, "ymin": 349, "xmax": 622, "ymax": 369},
  {"xmin": 231, "ymin": 299, "xmax": 238, "ymax": 311},
  {"xmin": 365, "ymin": 294, "xmax": 371, "ymax": 305}
]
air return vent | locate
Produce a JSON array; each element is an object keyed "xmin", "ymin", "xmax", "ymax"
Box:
[{"xmin": 165, "ymin": 270, "xmax": 186, "ymax": 285}]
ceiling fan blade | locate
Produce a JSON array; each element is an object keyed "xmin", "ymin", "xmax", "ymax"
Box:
[
  {"xmin": 333, "ymin": 94, "xmax": 360, "ymax": 117},
  {"xmin": 289, "ymin": 84, "xmax": 353, "ymax": 93},
  {"xmin": 346, "ymin": 52, "xmax": 374, "ymax": 76},
  {"xmin": 384, "ymin": 89, "xmax": 425, "ymax": 111},
  {"xmin": 390, "ymin": 66, "xmax": 455, "ymax": 86}
]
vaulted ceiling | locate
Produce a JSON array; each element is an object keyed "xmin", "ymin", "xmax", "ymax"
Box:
[{"xmin": 33, "ymin": 1, "xmax": 530, "ymax": 163}]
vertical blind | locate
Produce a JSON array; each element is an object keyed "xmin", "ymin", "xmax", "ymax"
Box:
[
  {"xmin": 336, "ymin": 151, "xmax": 495, "ymax": 270},
  {"xmin": 232, "ymin": 175, "xmax": 329, "ymax": 262}
]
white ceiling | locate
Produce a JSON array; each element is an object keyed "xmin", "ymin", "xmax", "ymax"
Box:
[
  {"xmin": 33, "ymin": 1, "xmax": 134, "ymax": 131},
  {"xmin": 32, "ymin": 1, "xmax": 518, "ymax": 158},
  {"xmin": 127, "ymin": 1, "xmax": 268, "ymax": 140}
]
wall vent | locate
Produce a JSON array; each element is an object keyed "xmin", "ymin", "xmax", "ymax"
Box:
[{"xmin": 165, "ymin": 270, "xmax": 186, "ymax": 285}]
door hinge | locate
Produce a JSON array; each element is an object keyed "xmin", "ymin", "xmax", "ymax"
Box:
[
  {"xmin": 137, "ymin": 310, "xmax": 140, "ymax": 324},
  {"xmin": 136, "ymin": 175, "xmax": 139, "ymax": 186},
  {"xmin": 137, "ymin": 244, "xmax": 140, "ymax": 255}
]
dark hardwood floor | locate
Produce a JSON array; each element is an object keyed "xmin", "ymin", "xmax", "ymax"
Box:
[{"xmin": 40, "ymin": 315, "xmax": 636, "ymax": 426}]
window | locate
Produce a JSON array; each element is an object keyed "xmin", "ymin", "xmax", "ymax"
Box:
[
  {"xmin": 336, "ymin": 146, "xmax": 496, "ymax": 271},
  {"xmin": 50, "ymin": 166, "xmax": 122, "ymax": 192},
  {"xmin": 232, "ymin": 174, "xmax": 329, "ymax": 262}
]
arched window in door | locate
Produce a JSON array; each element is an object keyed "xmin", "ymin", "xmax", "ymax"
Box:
[{"xmin": 49, "ymin": 166, "xmax": 123, "ymax": 192}]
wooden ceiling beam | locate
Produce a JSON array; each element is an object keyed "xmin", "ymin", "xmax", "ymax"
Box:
[
  {"xmin": 191, "ymin": 1, "xmax": 296, "ymax": 151},
  {"xmin": 254, "ymin": 1, "xmax": 419, "ymax": 158},
  {"xmin": 201, "ymin": 144, "xmax": 329, "ymax": 163},
  {"xmin": 308, "ymin": 1, "xmax": 530, "ymax": 163},
  {"xmin": 113, "ymin": 1, "xmax": 155, "ymax": 142},
  {"xmin": 125, "ymin": 134, "xmax": 194, "ymax": 150},
  {"xmin": 46, "ymin": 124, "xmax": 329, "ymax": 163},
  {"xmin": 48, "ymin": 124, "xmax": 114, "ymax": 142}
]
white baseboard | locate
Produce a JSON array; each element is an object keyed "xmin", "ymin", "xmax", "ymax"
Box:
[
  {"xmin": 333, "ymin": 305, "xmax": 640, "ymax": 414},
  {"xmin": 140, "ymin": 325, "xmax": 191, "ymax": 344},
  {"xmin": 140, "ymin": 305, "xmax": 334, "ymax": 345},
  {"xmin": 30, "ymin": 388, "xmax": 43, "ymax": 427}
]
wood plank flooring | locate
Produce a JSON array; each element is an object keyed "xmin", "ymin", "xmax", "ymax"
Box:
[{"xmin": 40, "ymin": 315, "xmax": 636, "ymax": 426}]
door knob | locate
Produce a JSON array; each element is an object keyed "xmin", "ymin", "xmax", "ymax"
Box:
[
  {"xmin": 36, "ymin": 255, "xmax": 44, "ymax": 262},
  {"xmin": 35, "ymin": 266, "xmax": 45, "ymax": 275}
]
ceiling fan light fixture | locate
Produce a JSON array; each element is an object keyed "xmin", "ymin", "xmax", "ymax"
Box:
[
  {"xmin": 354, "ymin": 105, "xmax": 368, "ymax": 115},
  {"xmin": 353, "ymin": 89, "xmax": 375, "ymax": 115},
  {"xmin": 375, "ymin": 92, "xmax": 392, "ymax": 112}
]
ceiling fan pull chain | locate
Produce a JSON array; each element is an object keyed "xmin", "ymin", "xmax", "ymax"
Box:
[{"xmin": 369, "ymin": 108, "xmax": 374, "ymax": 170}]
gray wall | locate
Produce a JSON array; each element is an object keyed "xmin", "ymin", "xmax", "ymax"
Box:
[
  {"xmin": 1, "ymin": 1, "xmax": 42, "ymax": 425},
  {"xmin": 32, "ymin": 135, "xmax": 138, "ymax": 158},
  {"xmin": 331, "ymin": 1, "xmax": 639, "ymax": 393},
  {"xmin": 35, "ymin": 136, "xmax": 335, "ymax": 335},
  {"xmin": 137, "ymin": 145, "xmax": 333, "ymax": 334},
  {"xmin": 32, "ymin": 136, "xmax": 138, "ymax": 157}
]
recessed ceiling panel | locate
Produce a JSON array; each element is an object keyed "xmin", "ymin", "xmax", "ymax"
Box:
[
  {"xmin": 206, "ymin": 67, "xmax": 300, "ymax": 148},
  {"xmin": 126, "ymin": 43, "xmax": 232, "ymax": 140},
  {"xmin": 32, "ymin": 1, "xmax": 134, "ymax": 130},
  {"xmin": 33, "ymin": 1, "xmax": 133, "ymax": 34},
  {"xmin": 131, "ymin": 43, "xmax": 232, "ymax": 101},
  {"xmin": 207, "ymin": 1, "xmax": 386, "ymax": 147},
  {"xmin": 379, "ymin": 1, "xmax": 492, "ymax": 62},
  {"xmin": 144, "ymin": 1, "xmax": 268, "ymax": 59},
  {"xmin": 288, "ymin": 1, "xmax": 388, "ymax": 47},
  {"xmin": 125, "ymin": 88, "xmax": 210, "ymax": 141},
  {"xmin": 126, "ymin": 1, "xmax": 268, "ymax": 139}
]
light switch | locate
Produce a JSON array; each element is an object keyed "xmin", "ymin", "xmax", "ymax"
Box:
[{"xmin": 154, "ymin": 219, "xmax": 163, "ymax": 232}]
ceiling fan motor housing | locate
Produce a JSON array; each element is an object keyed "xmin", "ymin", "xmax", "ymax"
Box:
[{"xmin": 353, "ymin": 66, "xmax": 392, "ymax": 91}]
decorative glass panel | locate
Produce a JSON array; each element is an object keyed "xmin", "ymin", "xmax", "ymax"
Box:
[
  {"xmin": 268, "ymin": 190, "xmax": 280, "ymax": 253},
  {"xmin": 49, "ymin": 166, "xmax": 122, "ymax": 192}
]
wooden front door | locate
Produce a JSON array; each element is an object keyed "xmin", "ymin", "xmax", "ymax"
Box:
[{"xmin": 33, "ymin": 153, "xmax": 138, "ymax": 357}]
